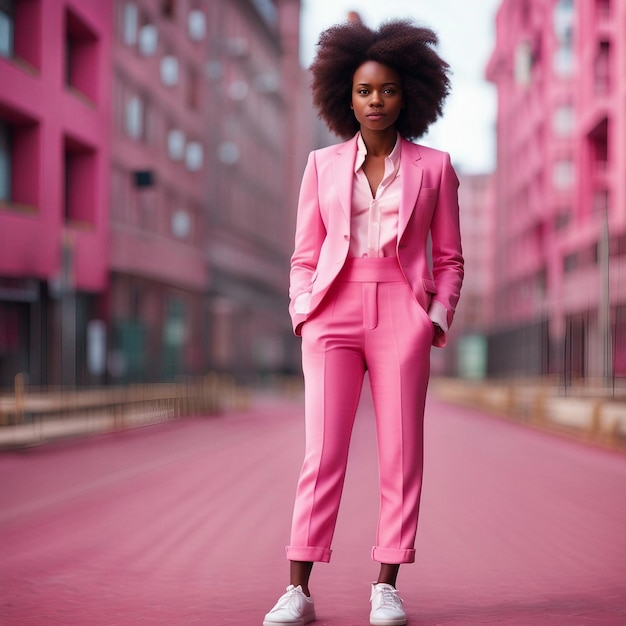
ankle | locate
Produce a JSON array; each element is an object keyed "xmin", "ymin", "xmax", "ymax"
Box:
[
  {"xmin": 289, "ymin": 560, "xmax": 313, "ymax": 597},
  {"xmin": 293, "ymin": 584, "xmax": 311, "ymax": 597},
  {"xmin": 376, "ymin": 562, "xmax": 400, "ymax": 588}
]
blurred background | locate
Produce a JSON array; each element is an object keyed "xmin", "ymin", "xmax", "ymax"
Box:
[{"xmin": 0, "ymin": 0, "xmax": 624, "ymax": 393}]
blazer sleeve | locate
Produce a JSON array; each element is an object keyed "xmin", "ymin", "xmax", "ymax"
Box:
[
  {"xmin": 430, "ymin": 152, "xmax": 464, "ymax": 341},
  {"xmin": 288, "ymin": 151, "xmax": 327, "ymax": 334}
]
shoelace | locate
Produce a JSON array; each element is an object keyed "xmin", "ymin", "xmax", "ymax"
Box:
[
  {"xmin": 377, "ymin": 587, "xmax": 403, "ymax": 609},
  {"xmin": 272, "ymin": 587, "xmax": 304, "ymax": 612}
]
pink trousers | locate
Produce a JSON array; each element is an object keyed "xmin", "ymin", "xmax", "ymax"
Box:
[{"xmin": 286, "ymin": 257, "xmax": 434, "ymax": 565}]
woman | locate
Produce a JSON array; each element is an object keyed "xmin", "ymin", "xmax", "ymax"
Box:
[{"xmin": 264, "ymin": 18, "xmax": 463, "ymax": 626}]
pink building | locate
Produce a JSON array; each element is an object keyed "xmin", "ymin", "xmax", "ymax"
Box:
[
  {"xmin": 486, "ymin": 0, "xmax": 626, "ymax": 380},
  {"xmin": 109, "ymin": 0, "xmax": 306, "ymax": 384},
  {"xmin": 202, "ymin": 0, "xmax": 307, "ymax": 380},
  {"xmin": 0, "ymin": 0, "xmax": 311, "ymax": 388},
  {"xmin": 109, "ymin": 0, "xmax": 212, "ymax": 382},
  {"xmin": 0, "ymin": 0, "xmax": 112, "ymax": 386},
  {"xmin": 451, "ymin": 172, "xmax": 496, "ymax": 378}
]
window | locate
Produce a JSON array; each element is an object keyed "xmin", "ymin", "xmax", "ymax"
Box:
[
  {"xmin": 160, "ymin": 54, "xmax": 179, "ymax": 86},
  {"xmin": 0, "ymin": 111, "xmax": 39, "ymax": 208},
  {"xmin": 64, "ymin": 135, "xmax": 96, "ymax": 224},
  {"xmin": 167, "ymin": 128, "xmax": 185, "ymax": 160},
  {"xmin": 553, "ymin": 0, "xmax": 575, "ymax": 77},
  {"xmin": 126, "ymin": 95, "xmax": 144, "ymax": 139},
  {"xmin": 514, "ymin": 41, "xmax": 533, "ymax": 87},
  {"xmin": 554, "ymin": 44, "xmax": 574, "ymax": 77},
  {"xmin": 187, "ymin": 9, "xmax": 206, "ymax": 41},
  {"xmin": 553, "ymin": 104, "xmax": 574, "ymax": 136},
  {"xmin": 553, "ymin": 159, "xmax": 574, "ymax": 189},
  {"xmin": 0, "ymin": 0, "xmax": 41, "ymax": 67},
  {"xmin": 171, "ymin": 208, "xmax": 191, "ymax": 239},
  {"xmin": 588, "ymin": 117, "xmax": 609, "ymax": 171},
  {"xmin": 250, "ymin": 0, "xmax": 277, "ymax": 27},
  {"xmin": 554, "ymin": 0, "xmax": 574, "ymax": 35},
  {"xmin": 161, "ymin": 0, "xmax": 176, "ymax": 19},
  {"xmin": 218, "ymin": 140, "xmax": 239, "ymax": 165},
  {"xmin": 122, "ymin": 2, "xmax": 138, "ymax": 45},
  {"xmin": 0, "ymin": 120, "xmax": 11, "ymax": 201},
  {"xmin": 185, "ymin": 141, "xmax": 203, "ymax": 171},
  {"xmin": 594, "ymin": 41, "xmax": 610, "ymax": 94},
  {"xmin": 138, "ymin": 23, "xmax": 157, "ymax": 56},
  {"xmin": 227, "ymin": 79, "xmax": 248, "ymax": 101},
  {"xmin": 65, "ymin": 8, "xmax": 99, "ymax": 101},
  {"xmin": 0, "ymin": 0, "xmax": 14, "ymax": 58},
  {"xmin": 162, "ymin": 296, "xmax": 186, "ymax": 379}
]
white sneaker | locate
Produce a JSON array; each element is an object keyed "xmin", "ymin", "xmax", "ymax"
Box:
[
  {"xmin": 263, "ymin": 585, "xmax": 316, "ymax": 625},
  {"xmin": 369, "ymin": 583, "xmax": 407, "ymax": 626}
]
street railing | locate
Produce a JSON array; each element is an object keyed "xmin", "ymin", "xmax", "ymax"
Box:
[{"xmin": 0, "ymin": 372, "xmax": 256, "ymax": 447}]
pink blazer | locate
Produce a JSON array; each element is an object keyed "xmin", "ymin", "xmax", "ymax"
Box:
[{"xmin": 289, "ymin": 134, "xmax": 464, "ymax": 348}]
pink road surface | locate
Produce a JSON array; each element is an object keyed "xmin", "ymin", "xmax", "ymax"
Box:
[{"xmin": 1, "ymin": 387, "xmax": 625, "ymax": 625}]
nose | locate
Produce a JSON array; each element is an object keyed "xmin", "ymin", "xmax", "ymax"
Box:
[{"xmin": 370, "ymin": 90, "xmax": 382, "ymax": 107}]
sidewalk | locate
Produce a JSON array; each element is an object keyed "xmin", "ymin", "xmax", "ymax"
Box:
[
  {"xmin": 0, "ymin": 406, "xmax": 174, "ymax": 448},
  {"xmin": 1, "ymin": 389, "xmax": 625, "ymax": 624}
]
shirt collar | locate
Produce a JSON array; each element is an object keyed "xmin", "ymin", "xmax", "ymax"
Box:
[{"xmin": 354, "ymin": 132, "xmax": 402, "ymax": 174}]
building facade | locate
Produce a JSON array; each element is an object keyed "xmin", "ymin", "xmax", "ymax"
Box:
[
  {"xmin": 109, "ymin": 0, "xmax": 212, "ymax": 383},
  {"xmin": 203, "ymin": 0, "xmax": 307, "ymax": 381},
  {"xmin": 451, "ymin": 172, "xmax": 496, "ymax": 379},
  {"xmin": 0, "ymin": 0, "xmax": 311, "ymax": 389},
  {"xmin": 0, "ymin": 0, "xmax": 112, "ymax": 387},
  {"xmin": 485, "ymin": 0, "xmax": 626, "ymax": 381}
]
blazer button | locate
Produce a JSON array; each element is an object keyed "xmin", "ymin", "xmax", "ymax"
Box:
[{"xmin": 344, "ymin": 235, "xmax": 349, "ymax": 240}]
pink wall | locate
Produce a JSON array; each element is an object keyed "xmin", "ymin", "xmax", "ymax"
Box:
[{"xmin": 0, "ymin": 0, "xmax": 112, "ymax": 292}]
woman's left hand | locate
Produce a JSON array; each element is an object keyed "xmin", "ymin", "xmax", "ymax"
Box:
[{"xmin": 433, "ymin": 323, "xmax": 445, "ymax": 341}]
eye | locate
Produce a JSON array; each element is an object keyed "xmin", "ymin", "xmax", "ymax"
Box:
[
  {"xmin": 357, "ymin": 88, "xmax": 369, "ymax": 95},
  {"xmin": 383, "ymin": 88, "xmax": 396, "ymax": 95}
]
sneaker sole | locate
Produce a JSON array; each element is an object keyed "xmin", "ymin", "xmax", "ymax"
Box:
[
  {"xmin": 370, "ymin": 617, "xmax": 407, "ymax": 626},
  {"xmin": 263, "ymin": 612, "xmax": 316, "ymax": 626}
]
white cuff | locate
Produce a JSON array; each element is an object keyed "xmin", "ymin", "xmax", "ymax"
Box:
[
  {"xmin": 428, "ymin": 300, "xmax": 448, "ymax": 331},
  {"xmin": 294, "ymin": 292, "xmax": 311, "ymax": 315}
]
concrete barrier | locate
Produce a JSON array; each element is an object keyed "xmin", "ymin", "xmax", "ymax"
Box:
[{"xmin": 432, "ymin": 378, "xmax": 626, "ymax": 451}]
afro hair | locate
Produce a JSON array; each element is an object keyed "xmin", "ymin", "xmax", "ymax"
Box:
[{"xmin": 310, "ymin": 19, "xmax": 451, "ymax": 140}]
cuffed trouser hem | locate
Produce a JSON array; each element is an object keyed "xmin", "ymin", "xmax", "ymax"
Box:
[
  {"xmin": 286, "ymin": 545, "xmax": 332, "ymax": 563},
  {"xmin": 371, "ymin": 547, "xmax": 416, "ymax": 564}
]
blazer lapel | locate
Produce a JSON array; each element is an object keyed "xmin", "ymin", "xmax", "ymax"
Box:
[
  {"xmin": 332, "ymin": 135, "xmax": 359, "ymax": 224},
  {"xmin": 398, "ymin": 139, "xmax": 423, "ymax": 240}
]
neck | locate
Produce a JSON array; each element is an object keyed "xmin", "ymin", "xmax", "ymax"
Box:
[{"xmin": 360, "ymin": 128, "xmax": 397, "ymax": 157}]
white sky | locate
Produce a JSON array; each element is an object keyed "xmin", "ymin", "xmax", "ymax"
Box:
[{"xmin": 299, "ymin": 0, "xmax": 502, "ymax": 174}]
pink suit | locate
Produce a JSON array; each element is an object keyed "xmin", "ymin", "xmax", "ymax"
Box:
[{"xmin": 287, "ymin": 134, "xmax": 463, "ymax": 564}]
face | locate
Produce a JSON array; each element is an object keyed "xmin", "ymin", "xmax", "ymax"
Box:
[{"xmin": 351, "ymin": 60, "xmax": 404, "ymax": 133}]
